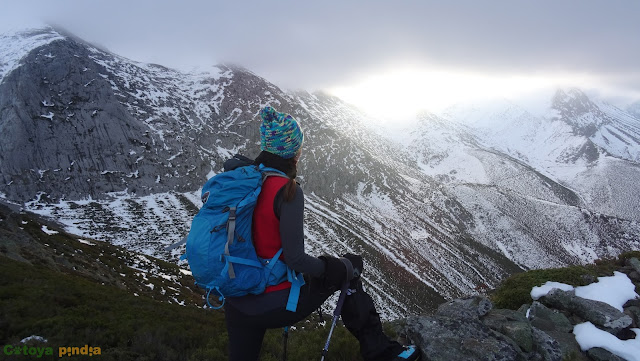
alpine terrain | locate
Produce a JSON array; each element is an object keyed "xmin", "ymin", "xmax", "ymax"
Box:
[{"xmin": 1, "ymin": 27, "xmax": 639, "ymax": 319}]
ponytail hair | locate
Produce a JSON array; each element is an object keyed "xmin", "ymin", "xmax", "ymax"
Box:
[{"xmin": 254, "ymin": 151, "xmax": 299, "ymax": 202}]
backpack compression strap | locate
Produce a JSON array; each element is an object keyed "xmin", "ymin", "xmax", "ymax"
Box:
[
  {"xmin": 224, "ymin": 207, "xmax": 237, "ymax": 279},
  {"xmin": 286, "ymin": 268, "xmax": 305, "ymax": 312}
]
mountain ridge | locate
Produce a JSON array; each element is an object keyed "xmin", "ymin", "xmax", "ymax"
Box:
[{"xmin": 1, "ymin": 27, "xmax": 639, "ymax": 318}]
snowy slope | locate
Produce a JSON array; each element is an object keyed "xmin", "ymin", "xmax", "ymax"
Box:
[
  {"xmin": 433, "ymin": 90, "xmax": 640, "ymax": 221},
  {"xmin": 394, "ymin": 93, "xmax": 640, "ymax": 269},
  {"xmin": 628, "ymin": 101, "xmax": 640, "ymax": 119}
]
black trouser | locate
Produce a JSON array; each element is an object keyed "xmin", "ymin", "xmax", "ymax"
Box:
[{"xmin": 224, "ymin": 278, "xmax": 402, "ymax": 361}]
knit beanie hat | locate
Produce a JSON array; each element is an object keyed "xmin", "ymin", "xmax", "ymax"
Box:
[{"xmin": 259, "ymin": 106, "xmax": 304, "ymax": 159}]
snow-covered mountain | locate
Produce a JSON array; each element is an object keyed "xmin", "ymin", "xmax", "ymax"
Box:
[
  {"xmin": 1, "ymin": 27, "xmax": 639, "ymax": 319},
  {"xmin": 431, "ymin": 90, "xmax": 640, "ymax": 222},
  {"xmin": 627, "ymin": 100, "xmax": 640, "ymax": 120},
  {"xmin": 400, "ymin": 101, "xmax": 639, "ymax": 270}
]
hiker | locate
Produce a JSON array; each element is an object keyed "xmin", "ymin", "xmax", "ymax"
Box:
[{"xmin": 222, "ymin": 106, "xmax": 420, "ymax": 361}]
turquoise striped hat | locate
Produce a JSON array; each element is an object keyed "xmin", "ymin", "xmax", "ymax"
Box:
[{"xmin": 259, "ymin": 106, "xmax": 304, "ymax": 159}]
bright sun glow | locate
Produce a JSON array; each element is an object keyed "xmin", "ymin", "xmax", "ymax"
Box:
[{"xmin": 328, "ymin": 66, "xmax": 594, "ymax": 123}]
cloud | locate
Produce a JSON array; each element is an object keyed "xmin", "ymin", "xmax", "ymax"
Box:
[{"xmin": 1, "ymin": 0, "xmax": 639, "ymax": 99}]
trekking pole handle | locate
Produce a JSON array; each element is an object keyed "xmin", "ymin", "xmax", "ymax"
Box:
[{"xmin": 332, "ymin": 281, "xmax": 349, "ymax": 317}]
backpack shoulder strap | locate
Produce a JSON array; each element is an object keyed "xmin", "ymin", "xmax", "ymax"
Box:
[{"xmin": 257, "ymin": 164, "xmax": 289, "ymax": 179}]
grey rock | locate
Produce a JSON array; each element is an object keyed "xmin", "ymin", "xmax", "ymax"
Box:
[
  {"xmin": 624, "ymin": 298, "xmax": 640, "ymax": 308},
  {"xmin": 529, "ymin": 301, "xmax": 573, "ymax": 333},
  {"xmin": 615, "ymin": 327, "xmax": 637, "ymax": 340},
  {"xmin": 482, "ymin": 308, "xmax": 526, "ymax": 330},
  {"xmin": 541, "ymin": 289, "xmax": 632, "ymax": 332},
  {"xmin": 542, "ymin": 329, "xmax": 589, "ymax": 361},
  {"xmin": 628, "ymin": 257, "xmax": 640, "ymax": 274},
  {"xmin": 541, "ymin": 289, "xmax": 574, "ymax": 310},
  {"xmin": 481, "ymin": 310, "xmax": 509, "ymax": 331},
  {"xmin": 517, "ymin": 303, "xmax": 531, "ymax": 317},
  {"xmin": 493, "ymin": 308, "xmax": 529, "ymax": 323},
  {"xmin": 625, "ymin": 306, "xmax": 640, "ymax": 327},
  {"xmin": 531, "ymin": 327, "xmax": 563, "ymax": 361},
  {"xmin": 406, "ymin": 315, "xmax": 527, "ymax": 361},
  {"xmin": 481, "ymin": 309, "xmax": 533, "ymax": 352},
  {"xmin": 502, "ymin": 321, "xmax": 534, "ymax": 353},
  {"xmin": 587, "ymin": 347, "xmax": 626, "ymax": 361},
  {"xmin": 436, "ymin": 295, "xmax": 493, "ymax": 320}
]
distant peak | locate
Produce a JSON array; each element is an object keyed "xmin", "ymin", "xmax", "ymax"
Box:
[
  {"xmin": 551, "ymin": 88, "xmax": 609, "ymax": 136},
  {"xmin": 0, "ymin": 25, "xmax": 66, "ymax": 83},
  {"xmin": 553, "ymin": 87, "xmax": 588, "ymax": 101},
  {"xmin": 552, "ymin": 88, "xmax": 596, "ymax": 113},
  {"xmin": 1, "ymin": 25, "xmax": 61, "ymax": 39}
]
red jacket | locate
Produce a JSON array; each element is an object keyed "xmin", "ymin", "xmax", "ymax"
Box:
[{"xmin": 252, "ymin": 176, "xmax": 291, "ymax": 293}]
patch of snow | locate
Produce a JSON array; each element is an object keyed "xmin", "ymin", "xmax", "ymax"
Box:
[
  {"xmin": 127, "ymin": 170, "xmax": 139, "ymax": 178},
  {"xmin": 20, "ymin": 335, "xmax": 48, "ymax": 343},
  {"xmin": 78, "ymin": 239, "xmax": 96, "ymax": 246},
  {"xmin": 41, "ymin": 225, "xmax": 59, "ymax": 235},
  {"xmin": 167, "ymin": 151, "xmax": 183, "ymax": 161},
  {"xmin": 171, "ymin": 297, "xmax": 186, "ymax": 306},
  {"xmin": 531, "ymin": 272, "xmax": 639, "ymax": 310},
  {"xmin": 574, "ymin": 271, "xmax": 638, "ymax": 312},
  {"xmin": 531, "ymin": 282, "xmax": 576, "ymax": 300},
  {"xmin": 40, "ymin": 112, "xmax": 54, "ymax": 120},
  {"xmin": 573, "ymin": 322, "xmax": 640, "ymax": 361}
]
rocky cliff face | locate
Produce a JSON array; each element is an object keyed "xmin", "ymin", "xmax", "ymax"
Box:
[{"xmin": 0, "ymin": 29, "xmax": 244, "ymax": 201}]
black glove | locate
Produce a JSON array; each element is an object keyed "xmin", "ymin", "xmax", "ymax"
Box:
[
  {"xmin": 342, "ymin": 253, "xmax": 363, "ymax": 279},
  {"xmin": 319, "ymin": 255, "xmax": 347, "ymax": 290}
]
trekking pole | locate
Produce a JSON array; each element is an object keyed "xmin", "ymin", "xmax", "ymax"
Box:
[
  {"xmin": 282, "ymin": 326, "xmax": 289, "ymax": 361},
  {"xmin": 320, "ymin": 280, "xmax": 349, "ymax": 361}
]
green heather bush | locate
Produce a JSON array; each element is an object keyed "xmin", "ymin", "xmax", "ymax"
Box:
[
  {"xmin": 491, "ymin": 251, "xmax": 640, "ymax": 310},
  {"xmin": 0, "ymin": 256, "xmax": 362, "ymax": 361}
]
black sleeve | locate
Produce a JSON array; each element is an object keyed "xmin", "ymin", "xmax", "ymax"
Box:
[{"xmin": 277, "ymin": 184, "xmax": 326, "ymax": 277}]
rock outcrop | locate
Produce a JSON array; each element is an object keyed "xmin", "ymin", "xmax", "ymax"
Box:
[{"xmin": 404, "ymin": 259, "xmax": 640, "ymax": 361}]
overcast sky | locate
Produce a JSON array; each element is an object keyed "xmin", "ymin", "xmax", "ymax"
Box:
[{"xmin": 2, "ymin": 0, "xmax": 640, "ymax": 116}]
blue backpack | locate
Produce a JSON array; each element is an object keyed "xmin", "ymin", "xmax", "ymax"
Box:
[{"xmin": 183, "ymin": 164, "xmax": 305, "ymax": 311}]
